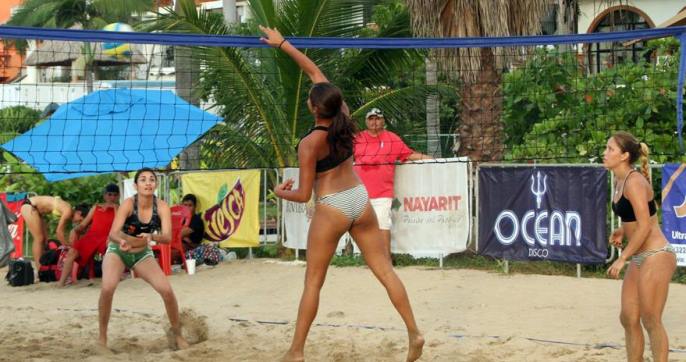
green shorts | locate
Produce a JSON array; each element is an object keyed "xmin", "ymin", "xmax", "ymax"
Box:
[{"xmin": 106, "ymin": 242, "xmax": 154, "ymax": 269}]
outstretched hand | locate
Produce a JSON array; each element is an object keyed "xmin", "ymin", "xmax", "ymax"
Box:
[{"xmin": 259, "ymin": 25, "xmax": 285, "ymax": 48}]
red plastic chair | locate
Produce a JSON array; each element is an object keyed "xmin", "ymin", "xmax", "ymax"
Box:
[{"xmin": 152, "ymin": 204, "xmax": 191, "ymax": 275}]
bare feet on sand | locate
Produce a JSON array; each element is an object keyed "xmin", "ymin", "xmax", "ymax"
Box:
[
  {"xmin": 281, "ymin": 350, "xmax": 304, "ymax": 362},
  {"xmin": 407, "ymin": 332, "xmax": 424, "ymax": 362},
  {"xmin": 96, "ymin": 337, "xmax": 112, "ymax": 354},
  {"xmin": 176, "ymin": 335, "xmax": 190, "ymax": 350}
]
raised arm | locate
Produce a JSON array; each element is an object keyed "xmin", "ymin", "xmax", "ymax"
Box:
[{"xmin": 259, "ymin": 25, "xmax": 328, "ymax": 84}]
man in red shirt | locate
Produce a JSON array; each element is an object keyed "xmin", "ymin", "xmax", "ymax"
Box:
[{"xmin": 353, "ymin": 108, "xmax": 431, "ymax": 257}]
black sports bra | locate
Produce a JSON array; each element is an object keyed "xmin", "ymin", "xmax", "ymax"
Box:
[
  {"xmin": 296, "ymin": 126, "xmax": 352, "ymax": 173},
  {"xmin": 611, "ymin": 170, "xmax": 657, "ymax": 222},
  {"xmin": 122, "ymin": 194, "xmax": 161, "ymax": 236}
]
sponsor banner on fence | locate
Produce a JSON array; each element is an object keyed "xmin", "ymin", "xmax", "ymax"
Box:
[
  {"xmin": 478, "ymin": 167, "xmax": 607, "ymax": 263},
  {"xmin": 0, "ymin": 193, "xmax": 25, "ymax": 258},
  {"xmin": 661, "ymin": 163, "xmax": 686, "ymax": 267},
  {"xmin": 282, "ymin": 168, "xmax": 348, "ymax": 251},
  {"xmin": 391, "ymin": 158, "xmax": 470, "ymax": 257},
  {"xmin": 182, "ymin": 170, "xmax": 260, "ymax": 248},
  {"xmin": 0, "ymin": 192, "xmax": 26, "ymax": 258}
]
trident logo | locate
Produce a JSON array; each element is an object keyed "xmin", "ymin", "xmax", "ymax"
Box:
[{"xmin": 530, "ymin": 171, "xmax": 547, "ymax": 209}]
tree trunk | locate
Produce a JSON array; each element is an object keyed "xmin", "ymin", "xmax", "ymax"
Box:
[
  {"xmin": 175, "ymin": 1, "xmax": 200, "ymax": 170},
  {"xmin": 456, "ymin": 48, "xmax": 503, "ymax": 161},
  {"xmin": 556, "ymin": 0, "xmax": 578, "ymax": 53},
  {"xmin": 426, "ymin": 57, "xmax": 440, "ymax": 157},
  {"xmin": 85, "ymin": 63, "xmax": 94, "ymax": 93}
]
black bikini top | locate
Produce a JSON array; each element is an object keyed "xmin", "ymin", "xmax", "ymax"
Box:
[
  {"xmin": 296, "ymin": 126, "xmax": 352, "ymax": 173},
  {"xmin": 122, "ymin": 194, "xmax": 161, "ymax": 236},
  {"xmin": 611, "ymin": 170, "xmax": 657, "ymax": 222}
]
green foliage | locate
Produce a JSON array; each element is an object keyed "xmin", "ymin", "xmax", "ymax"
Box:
[
  {"xmin": 330, "ymin": 254, "xmax": 366, "ymax": 267},
  {"xmin": 143, "ymin": 0, "xmax": 455, "ymax": 169},
  {"xmin": 8, "ymin": 0, "xmax": 152, "ymax": 29},
  {"xmin": 0, "ymin": 106, "xmax": 42, "ymax": 144},
  {"xmin": 503, "ymin": 40, "xmax": 684, "ymax": 163},
  {"xmin": 7, "ymin": 0, "xmax": 154, "ymax": 51},
  {"xmin": 0, "ymin": 172, "xmax": 117, "ymax": 206}
]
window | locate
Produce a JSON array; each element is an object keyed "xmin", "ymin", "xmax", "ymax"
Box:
[{"xmin": 587, "ymin": 7, "xmax": 654, "ymax": 73}]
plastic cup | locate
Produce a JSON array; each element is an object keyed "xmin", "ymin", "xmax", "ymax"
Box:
[{"xmin": 186, "ymin": 259, "xmax": 196, "ymax": 275}]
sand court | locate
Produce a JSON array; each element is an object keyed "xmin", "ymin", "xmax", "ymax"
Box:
[{"xmin": 1, "ymin": 260, "xmax": 685, "ymax": 361}]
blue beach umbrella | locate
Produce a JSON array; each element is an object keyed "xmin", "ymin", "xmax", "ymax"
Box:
[{"xmin": 2, "ymin": 88, "xmax": 222, "ymax": 182}]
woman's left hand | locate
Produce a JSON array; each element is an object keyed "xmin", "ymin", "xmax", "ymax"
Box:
[
  {"xmin": 606, "ymin": 257, "xmax": 626, "ymax": 279},
  {"xmin": 274, "ymin": 178, "xmax": 295, "ymax": 198},
  {"xmin": 258, "ymin": 25, "xmax": 285, "ymax": 48}
]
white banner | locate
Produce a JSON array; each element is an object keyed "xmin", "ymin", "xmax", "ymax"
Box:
[
  {"xmin": 391, "ymin": 157, "xmax": 471, "ymax": 257},
  {"xmin": 673, "ymin": 243, "xmax": 686, "ymax": 267},
  {"xmin": 282, "ymin": 168, "xmax": 349, "ymax": 251}
]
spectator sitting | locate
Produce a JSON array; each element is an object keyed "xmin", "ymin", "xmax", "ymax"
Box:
[{"xmin": 181, "ymin": 194, "xmax": 205, "ymax": 252}]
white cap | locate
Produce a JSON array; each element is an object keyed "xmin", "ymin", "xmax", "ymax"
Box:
[{"xmin": 365, "ymin": 108, "xmax": 384, "ymax": 119}]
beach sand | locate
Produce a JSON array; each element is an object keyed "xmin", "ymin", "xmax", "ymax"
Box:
[{"xmin": 1, "ymin": 259, "xmax": 685, "ymax": 361}]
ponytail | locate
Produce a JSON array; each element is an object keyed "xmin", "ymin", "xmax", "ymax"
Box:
[
  {"xmin": 328, "ymin": 109, "xmax": 357, "ymax": 158},
  {"xmin": 612, "ymin": 132, "xmax": 651, "ymax": 183},
  {"xmin": 308, "ymin": 82, "xmax": 357, "ymax": 158},
  {"xmin": 639, "ymin": 142, "xmax": 651, "ymax": 184}
]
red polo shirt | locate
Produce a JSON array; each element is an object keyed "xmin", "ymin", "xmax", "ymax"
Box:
[{"xmin": 353, "ymin": 130, "xmax": 413, "ymax": 198}]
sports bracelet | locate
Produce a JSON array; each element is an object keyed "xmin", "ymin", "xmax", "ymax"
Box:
[{"xmin": 278, "ymin": 39, "xmax": 287, "ymax": 49}]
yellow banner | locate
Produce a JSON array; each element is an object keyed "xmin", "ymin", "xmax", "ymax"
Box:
[{"xmin": 181, "ymin": 170, "xmax": 261, "ymax": 248}]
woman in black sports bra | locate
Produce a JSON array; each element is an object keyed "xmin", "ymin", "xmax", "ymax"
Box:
[
  {"xmin": 259, "ymin": 26, "xmax": 423, "ymax": 362},
  {"xmin": 98, "ymin": 168, "xmax": 189, "ymax": 351},
  {"xmin": 603, "ymin": 132, "xmax": 676, "ymax": 362}
]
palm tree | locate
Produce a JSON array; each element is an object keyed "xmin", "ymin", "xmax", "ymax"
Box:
[
  {"xmin": 145, "ymin": 0, "xmax": 450, "ymax": 169},
  {"xmin": 8, "ymin": 0, "xmax": 154, "ymax": 91},
  {"xmin": 406, "ymin": 1, "xmax": 550, "ymax": 161},
  {"xmin": 8, "ymin": 0, "xmax": 153, "ymax": 31}
]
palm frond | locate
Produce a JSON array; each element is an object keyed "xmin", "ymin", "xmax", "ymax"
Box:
[
  {"xmin": 143, "ymin": 0, "xmax": 291, "ymax": 166},
  {"xmin": 90, "ymin": 0, "xmax": 153, "ymax": 24}
]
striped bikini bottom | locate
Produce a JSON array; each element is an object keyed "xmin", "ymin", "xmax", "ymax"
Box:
[
  {"xmin": 631, "ymin": 244, "xmax": 676, "ymax": 267},
  {"xmin": 316, "ymin": 184, "xmax": 369, "ymax": 221}
]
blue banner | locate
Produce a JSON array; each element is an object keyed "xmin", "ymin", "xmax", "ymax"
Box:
[
  {"xmin": 478, "ymin": 167, "xmax": 607, "ymax": 263},
  {"xmin": 661, "ymin": 164, "xmax": 686, "ymax": 267}
]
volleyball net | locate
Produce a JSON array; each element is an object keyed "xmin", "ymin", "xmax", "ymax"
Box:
[{"xmin": 0, "ymin": 21, "xmax": 685, "ymax": 181}]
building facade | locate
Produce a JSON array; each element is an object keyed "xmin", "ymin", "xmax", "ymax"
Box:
[{"xmin": 0, "ymin": 0, "xmax": 24, "ymax": 83}]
